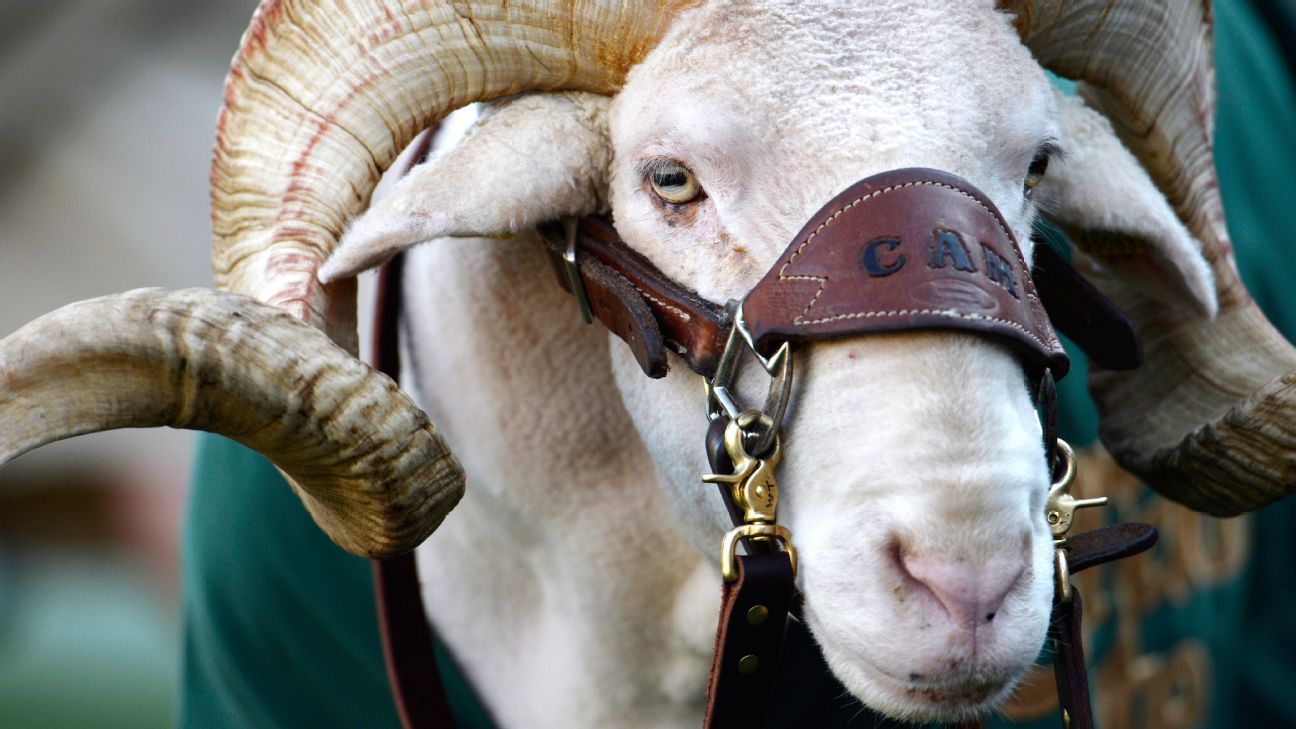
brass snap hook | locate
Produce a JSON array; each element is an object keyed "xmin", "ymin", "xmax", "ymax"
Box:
[
  {"xmin": 702, "ymin": 411, "xmax": 797, "ymax": 582},
  {"xmin": 1045, "ymin": 439, "xmax": 1107, "ymax": 602}
]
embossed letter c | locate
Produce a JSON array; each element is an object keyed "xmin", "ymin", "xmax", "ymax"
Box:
[{"xmin": 862, "ymin": 237, "xmax": 906, "ymax": 277}]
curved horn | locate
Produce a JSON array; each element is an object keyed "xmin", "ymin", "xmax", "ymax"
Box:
[
  {"xmin": 0, "ymin": 288, "xmax": 463, "ymax": 558},
  {"xmin": 213, "ymin": 0, "xmax": 689, "ymax": 352},
  {"xmin": 1003, "ymin": 0, "xmax": 1296, "ymax": 513}
]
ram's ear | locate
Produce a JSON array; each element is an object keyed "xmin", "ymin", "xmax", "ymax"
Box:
[
  {"xmin": 1036, "ymin": 91, "xmax": 1217, "ymax": 318},
  {"xmin": 319, "ymin": 92, "xmax": 612, "ymax": 283}
]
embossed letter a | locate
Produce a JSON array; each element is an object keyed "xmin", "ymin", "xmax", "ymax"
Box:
[{"xmin": 928, "ymin": 230, "xmax": 976, "ymax": 272}]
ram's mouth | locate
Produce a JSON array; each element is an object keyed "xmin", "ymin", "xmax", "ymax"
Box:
[
  {"xmin": 845, "ymin": 650, "xmax": 1019, "ymax": 722},
  {"xmin": 805, "ymin": 601, "xmax": 1022, "ymax": 721}
]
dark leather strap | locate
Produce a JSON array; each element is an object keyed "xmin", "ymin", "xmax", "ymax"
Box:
[
  {"xmin": 1049, "ymin": 522, "xmax": 1158, "ymax": 729},
  {"xmin": 1030, "ymin": 243, "xmax": 1141, "ymax": 371},
  {"xmin": 540, "ymin": 217, "xmax": 731, "ymax": 378},
  {"xmin": 372, "ymin": 251, "xmax": 458, "ymax": 729},
  {"xmin": 1067, "ymin": 521, "xmax": 1158, "ymax": 574},
  {"xmin": 1050, "ymin": 589, "xmax": 1091, "ymax": 729},
  {"xmin": 364, "ymin": 129, "xmax": 456, "ymax": 729},
  {"xmin": 1039, "ymin": 369, "xmax": 1059, "ymax": 475},
  {"xmin": 375, "ymin": 552, "xmax": 457, "ymax": 729},
  {"xmin": 704, "ymin": 553, "xmax": 797, "ymax": 728}
]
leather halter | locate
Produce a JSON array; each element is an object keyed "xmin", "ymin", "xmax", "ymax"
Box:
[
  {"xmin": 375, "ymin": 167, "xmax": 1157, "ymax": 728},
  {"xmin": 538, "ymin": 168, "xmax": 1152, "ymax": 385}
]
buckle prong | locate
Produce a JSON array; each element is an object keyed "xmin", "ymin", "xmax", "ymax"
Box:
[{"xmin": 562, "ymin": 217, "xmax": 594, "ymax": 325}]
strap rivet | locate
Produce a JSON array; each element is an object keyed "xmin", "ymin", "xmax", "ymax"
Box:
[
  {"xmin": 737, "ymin": 655, "xmax": 760, "ymax": 674},
  {"xmin": 746, "ymin": 605, "xmax": 769, "ymax": 626}
]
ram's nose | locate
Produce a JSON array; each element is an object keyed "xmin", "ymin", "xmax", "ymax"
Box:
[{"xmin": 899, "ymin": 551, "xmax": 1025, "ymax": 632}]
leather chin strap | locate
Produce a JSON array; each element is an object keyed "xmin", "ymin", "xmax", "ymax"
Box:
[{"xmin": 376, "ymin": 167, "xmax": 1157, "ymax": 729}]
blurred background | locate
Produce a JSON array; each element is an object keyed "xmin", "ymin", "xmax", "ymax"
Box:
[{"xmin": 0, "ymin": 1, "xmax": 257, "ymax": 726}]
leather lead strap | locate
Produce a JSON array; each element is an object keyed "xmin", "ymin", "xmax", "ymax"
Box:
[
  {"xmin": 1039, "ymin": 368, "xmax": 1058, "ymax": 474},
  {"xmin": 1050, "ymin": 522, "xmax": 1159, "ymax": 729},
  {"xmin": 372, "ymin": 252, "xmax": 459, "ymax": 729},
  {"xmin": 704, "ymin": 553, "xmax": 797, "ymax": 728},
  {"xmin": 704, "ymin": 415, "xmax": 795, "ymax": 728},
  {"xmin": 1051, "ymin": 591, "xmax": 1091, "ymax": 728}
]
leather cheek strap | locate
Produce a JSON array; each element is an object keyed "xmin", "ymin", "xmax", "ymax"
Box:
[
  {"xmin": 541, "ymin": 217, "xmax": 731, "ymax": 378},
  {"xmin": 1030, "ymin": 242, "xmax": 1141, "ymax": 371}
]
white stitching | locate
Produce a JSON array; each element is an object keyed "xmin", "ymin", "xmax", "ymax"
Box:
[
  {"xmin": 612, "ymin": 270, "xmax": 692, "ymax": 322},
  {"xmin": 793, "ymin": 308, "xmax": 1049, "ymax": 349},
  {"xmin": 775, "ymin": 179, "xmax": 1045, "ymax": 346}
]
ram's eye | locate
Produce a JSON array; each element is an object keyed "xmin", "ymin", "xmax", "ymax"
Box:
[
  {"xmin": 1023, "ymin": 151, "xmax": 1051, "ymax": 199},
  {"xmin": 648, "ymin": 161, "xmax": 703, "ymax": 204}
]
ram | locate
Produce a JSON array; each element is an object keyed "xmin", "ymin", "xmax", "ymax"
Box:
[{"xmin": 3, "ymin": 0, "xmax": 1294, "ymax": 725}]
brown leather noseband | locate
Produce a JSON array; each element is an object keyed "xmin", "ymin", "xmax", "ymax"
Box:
[{"xmin": 541, "ymin": 168, "xmax": 1075, "ymax": 383}]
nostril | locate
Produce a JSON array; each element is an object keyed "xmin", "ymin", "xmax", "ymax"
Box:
[{"xmin": 898, "ymin": 551, "xmax": 1024, "ymax": 630}]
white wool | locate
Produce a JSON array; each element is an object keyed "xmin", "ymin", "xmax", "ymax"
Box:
[{"xmin": 321, "ymin": 1, "xmax": 1224, "ymax": 725}]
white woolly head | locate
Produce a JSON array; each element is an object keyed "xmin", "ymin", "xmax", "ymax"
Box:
[
  {"xmin": 607, "ymin": 1, "xmax": 1059, "ymax": 719},
  {"xmin": 323, "ymin": 0, "xmax": 1218, "ymax": 720}
]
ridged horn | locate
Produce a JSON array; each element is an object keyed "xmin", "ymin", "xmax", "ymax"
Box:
[
  {"xmin": 0, "ymin": 288, "xmax": 464, "ymax": 558},
  {"xmin": 1003, "ymin": 1, "xmax": 1296, "ymax": 513},
  {"xmin": 213, "ymin": 0, "xmax": 690, "ymax": 353}
]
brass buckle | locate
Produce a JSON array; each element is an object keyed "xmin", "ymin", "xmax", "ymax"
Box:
[
  {"xmin": 720, "ymin": 523, "xmax": 797, "ymax": 582},
  {"xmin": 1045, "ymin": 439, "xmax": 1108, "ymax": 602},
  {"xmin": 704, "ymin": 413, "xmax": 797, "ymax": 582}
]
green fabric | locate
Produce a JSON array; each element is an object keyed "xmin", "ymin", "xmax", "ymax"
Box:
[
  {"xmin": 1206, "ymin": 0, "xmax": 1296, "ymax": 724},
  {"xmin": 180, "ymin": 1, "xmax": 1296, "ymax": 726},
  {"xmin": 181, "ymin": 435, "xmax": 495, "ymax": 728},
  {"xmin": 180, "ymin": 435, "xmax": 400, "ymax": 728}
]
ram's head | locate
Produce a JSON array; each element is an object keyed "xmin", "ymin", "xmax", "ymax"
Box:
[{"xmin": 4, "ymin": 0, "xmax": 1294, "ymax": 722}]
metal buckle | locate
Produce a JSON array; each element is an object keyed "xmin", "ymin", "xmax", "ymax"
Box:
[
  {"xmin": 720, "ymin": 523, "xmax": 796, "ymax": 582},
  {"xmin": 1045, "ymin": 439, "xmax": 1108, "ymax": 603},
  {"xmin": 702, "ymin": 306, "xmax": 797, "ymax": 582},
  {"xmin": 704, "ymin": 413, "xmax": 797, "ymax": 582},
  {"xmin": 704, "ymin": 304, "xmax": 793, "ymax": 456},
  {"xmin": 562, "ymin": 217, "xmax": 594, "ymax": 325}
]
